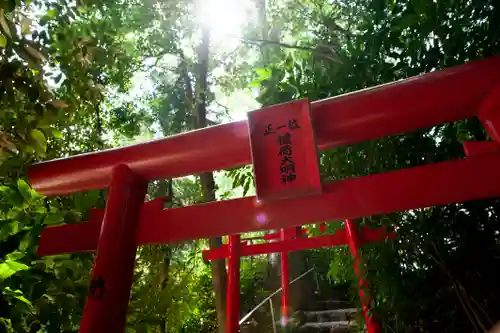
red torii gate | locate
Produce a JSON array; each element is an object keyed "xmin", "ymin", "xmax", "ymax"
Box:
[
  {"xmin": 29, "ymin": 56, "xmax": 500, "ymax": 333},
  {"xmin": 203, "ymin": 224, "xmax": 395, "ymax": 332}
]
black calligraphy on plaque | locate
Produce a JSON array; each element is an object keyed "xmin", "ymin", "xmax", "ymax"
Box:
[
  {"xmin": 89, "ymin": 276, "xmax": 105, "ymax": 299},
  {"xmin": 279, "ymin": 144, "xmax": 292, "ymax": 156},
  {"xmin": 278, "ymin": 132, "xmax": 291, "ymax": 145},
  {"xmin": 263, "ymin": 119, "xmax": 300, "ymax": 184},
  {"xmin": 264, "ymin": 124, "xmax": 276, "ymax": 136},
  {"xmin": 281, "ymin": 172, "xmax": 297, "ymax": 184},
  {"xmin": 288, "ymin": 119, "xmax": 300, "ymax": 130},
  {"xmin": 280, "ymin": 156, "xmax": 295, "ymax": 173}
]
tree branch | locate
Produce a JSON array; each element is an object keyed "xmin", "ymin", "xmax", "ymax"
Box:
[
  {"xmin": 230, "ymin": 35, "xmax": 342, "ymax": 63},
  {"xmin": 214, "ymin": 100, "xmax": 229, "ymax": 115},
  {"xmin": 178, "ymin": 50, "xmax": 195, "ymax": 122},
  {"xmin": 207, "ymin": 119, "xmax": 219, "ymax": 126}
]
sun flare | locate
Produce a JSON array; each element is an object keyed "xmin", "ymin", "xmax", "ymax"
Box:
[{"xmin": 196, "ymin": 0, "xmax": 253, "ymax": 39}]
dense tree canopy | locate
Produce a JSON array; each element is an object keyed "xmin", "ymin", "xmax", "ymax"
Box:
[{"xmin": 1, "ymin": 0, "xmax": 500, "ymax": 332}]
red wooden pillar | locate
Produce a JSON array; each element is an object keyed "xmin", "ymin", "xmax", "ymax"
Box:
[
  {"xmin": 478, "ymin": 84, "xmax": 500, "ymax": 144},
  {"xmin": 280, "ymin": 228, "xmax": 290, "ymax": 327},
  {"xmin": 463, "ymin": 85, "xmax": 500, "ymax": 156},
  {"xmin": 226, "ymin": 235, "xmax": 241, "ymax": 333},
  {"xmin": 79, "ymin": 165, "xmax": 147, "ymax": 333},
  {"xmin": 344, "ymin": 219, "xmax": 381, "ymax": 333}
]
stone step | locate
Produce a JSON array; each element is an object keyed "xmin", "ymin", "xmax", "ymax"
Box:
[
  {"xmin": 301, "ymin": 308, "xmax": 358, "ymax": 322},
  {"xmin": 298, "ymin": 320, "xmax": 357, "ymax": 333},
  {"xmin": 307, "ymin": 300, "xmax": 353, "ymax": 311},
  {"xmin": 276, "ymin": 309, "xmax": 358, "ymax": 330}
]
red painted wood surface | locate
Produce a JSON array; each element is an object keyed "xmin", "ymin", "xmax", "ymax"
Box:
[
  {"xmin": 28, "ymin": 57, "xmax": 500, "ymax": 196},
  {"xmin": 37, "ymin": 152, "xmax": 500, "ymax": 257},
  {"xmin": 280, "ymin": 230, "xmax": 290, "ymax": 327},
  {"xmin": 37, "ymin": 197, "xmax": 166, "ymax": 256},
  {"xmin": 202, "ymin": 226, "xmax": 393, "ymax": 260},
  {"xmin": 263, "ymin": 227, "xmax": 308, "ymax": 240},
  {"xmin": 248, "ymin": 99, "xmax": 321, "ymax": 201},
  {"xmin": 477, "ymin": 84, "xmax": 500, "ymax": 143},
  {"xmin": 462, "ymin": 141, "xmax": 499, "ymax": 157},
  {"xmin": 226, "ymin": 235, "xmax": 240, "ymax": 333},
  {"xmin": 79, "ymin": 165, "xmax": 147, "ymax": 333},
  {"xmin": 345, "ymin": 219, "xmax": 381, "ymax": 333}
]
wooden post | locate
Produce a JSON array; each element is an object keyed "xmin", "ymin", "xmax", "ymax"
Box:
[{"xmin": 79, "ymin": 165, "xmax": 147, "ymax": 333}]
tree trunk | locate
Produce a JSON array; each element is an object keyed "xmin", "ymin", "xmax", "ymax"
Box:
[
  {"xmin": 195, "ymin": 26, "xmax": 227, "ymax": 333},
  {"xmin": 152, "ymin": 180, "xmax": 173, "ymax": 333},
  {"xmin": 256, "ymin": 0, "xmax": 270, "ymax": 65},
  {"xmin": 255, "ymin": 0, "xmax": 283, "ymax": 318},
  {"xmin": 160, "ymin": 246, "xmax": 172, "ymax": 333}
]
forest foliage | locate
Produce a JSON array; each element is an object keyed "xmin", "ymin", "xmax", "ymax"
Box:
[{"xmin": 1, "ymin": 0, "xmax": 500, "ymax": 332}]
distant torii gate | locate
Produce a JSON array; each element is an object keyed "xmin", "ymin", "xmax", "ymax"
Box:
[
  {"xmin": 203, "ymin": 224, "xmax": 395, "ymax": 333},
  {"xmin": 29, "ymin": 56, "xmax": 500, "ymax": 333}
]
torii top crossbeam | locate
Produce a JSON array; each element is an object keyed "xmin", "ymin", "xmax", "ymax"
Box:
[{"xmin": 29, "ymin": 56, "xmax": 500, "ymax": 196}]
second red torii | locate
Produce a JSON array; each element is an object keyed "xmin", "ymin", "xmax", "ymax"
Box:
[{"xmin": 203, "ymin": 226, "xmax": 394, "ymax": 260}]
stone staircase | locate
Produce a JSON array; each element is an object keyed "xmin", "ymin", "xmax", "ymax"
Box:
[
  {"xmin": 241, "ymin": 300, "xmax": 359, "ymax": 333},
  {"xmin": 240, "ymin": 272, "xmax": 361, "ymax": 333},
  {"xmin": 290, "ymin": 300, "xmax": 358, "ymax": 333}
]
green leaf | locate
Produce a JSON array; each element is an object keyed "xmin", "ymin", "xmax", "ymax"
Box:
[
  {"xmin": 0, "ymin": 219, "xmax": 13, "ymax": 227},
  {"xmin": 255, "ymin": 68, "xmax": 272, "ymax": 80},
  {"xmin": 20, "ymin": 17, "xmax": 31, "ymax": 35},
  {"xmin": 24, "ymin": 45, "xmax": 46, "ymax": 63},
  {"xmin": 43, "ymin": 213, "xmax": 64, "ymax": 225},
  {"xmin": 16, "ymin": 48, "xmax": 41, "ymax": 69},
  {"xmin": 30, "ymin": 129, "xmax": 45, "ymax": 143},
  {"xmin": 33, "ymin": 208, "xmax": 47, "ymax": 217},
  {"xmin": 232, "ymin": 172, "xmax": 240, "ymax": 188},
  {"xmin": 0, "ymin": 229, "xmax": 28, "ymax": 257},
  {"xmin": 6, "ymin": 251, "xmax": 24, "ymax": 261},
  {"xmin": 0, "ymin": 318, "xmax": 13, "ymax": 330},
  {"xmin": 50, "ymin": 100, "xmax": 69, "ymax": 108},
  {"xmin": 77, "ymin": 6, "xmax": 88, "ymax": 13},
  {"xmin": 0, "ymin": 131, "xmax": 17, "ymax": 153},
  {"xmin": 0, "ymin": 222, "xmax": 19, "ymax": 241},
  {"xmin": 30, "ymin": 129, "xmax": 46, "ymax": 154},
  {"xmin": 18, "ymin": 233, "xmax": 31, "ymax": 251},
  {"xmin": 0, "ymin": 260, "xmax": 29, "ymax": 280},
  {"xmin": 248, "ymin": 80, "xmax": 261, "ymax": 88},
  {"xmin": 0, "ymin": 34, "xmax": 6, "ymax": 48},
  {"xmin": 12, "ymin": 293, "xmax": 32, "ymax": 308},
  {"xmin": 17, "ymin": 179, "xmax": 31, "ymax": 202},
  {"xmin": 47, "ymin": 9, "xmax": 57, "ymax": 19},
  {"xmin": 51, "ymin": 128, "xmax": 63, "ymax": 139},
  {"xmin": 42, "ymin": 293, "xmax": 55, "ymax": 303},
  {"xmin": 3, "ymin": 287, "xmax": 33, "ymax": 310},
  {"xmin": 0, "ymin": 10, "xmax": 12, "ymax": 38},
  {"xmin": 243, "ymin": 181, "xmax": 250, "ymax": 196}
]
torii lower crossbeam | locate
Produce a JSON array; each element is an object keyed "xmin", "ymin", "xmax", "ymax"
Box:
[
  {"xmin": 202, "ymin": 226, "xmax": 394, "ymax": 260},
  {"xmin": 38, "ymin": 152, "xmax": 500, "ymax": 256}
]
